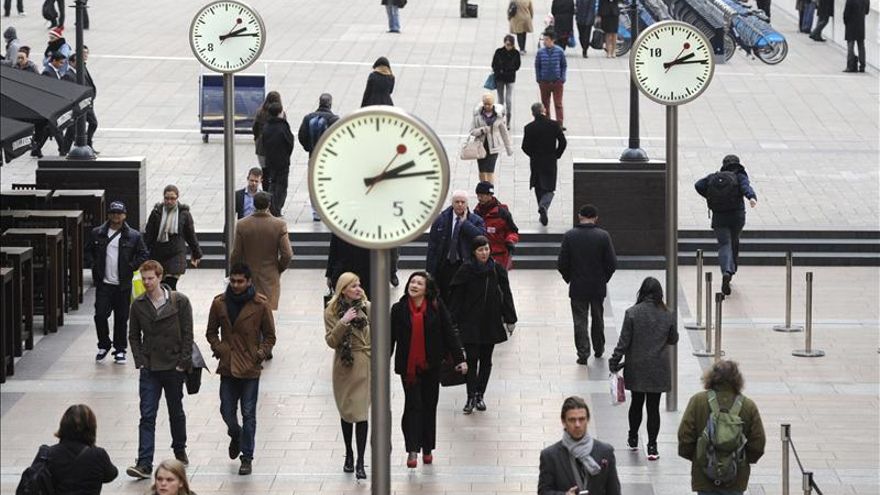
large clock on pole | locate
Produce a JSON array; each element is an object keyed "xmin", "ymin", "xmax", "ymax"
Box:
[{"xmin": 189, "ymin": 0, "xmax": 266, "ymax": 73}]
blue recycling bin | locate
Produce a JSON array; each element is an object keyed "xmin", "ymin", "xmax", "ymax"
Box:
[{"xmin": 198, "ymin": 73, "xmax": 266, "ymax": 143}]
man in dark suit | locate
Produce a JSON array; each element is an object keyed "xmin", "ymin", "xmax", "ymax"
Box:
[
  {"xmin": 235, "ymin": 167, "xmax": 263, "ymax": 219},
  {"xmin": 425, "ymin": 191, "xmax": 486, "ymax": 302},
  {"xmin": 538, "ymin": 396, "xmax": 621, "ymax": 495},
  {"xmin": 34, "ymin": 51, "xmax": 70, "ymax": 156},
  {"xmin": 522, "ymin": 102, "xmax": 567, "ymax": 226}
]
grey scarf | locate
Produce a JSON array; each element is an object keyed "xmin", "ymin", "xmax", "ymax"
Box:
[
  {"xmin": 561, "ymin": 430, "xmax": 602, "ymax": 484},
  {"xmin": 158, "ymin": 205, "xmax": 179, "ymax": 243}
]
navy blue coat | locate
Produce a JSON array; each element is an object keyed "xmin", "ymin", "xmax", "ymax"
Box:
[
  {"xmin": 88, "ymin": 221, "xmax": 149, "ymax": 289},
  {"xmin": 425, "ymin": 206, "xmax": 486, "ymax": 275},
  {"xmin": 694, "ymin": 163, "xmax": 757, "ymax": 228}
]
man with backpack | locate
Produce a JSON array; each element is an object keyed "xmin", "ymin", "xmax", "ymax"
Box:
[
  {"xmin": 678, "ymin": 360, "xmax": 766, "ymax": 494},
  {"xmin": 297, "ymin": 93, "xmax": 339, "ymax": 222},
  {"xmin": 694, "ymin": 155, "xmax": 757, "ymax": 296}
]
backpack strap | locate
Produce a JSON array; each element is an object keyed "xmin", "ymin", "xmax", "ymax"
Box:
[
  {"xmin": 729, "ymin": 395, "xmax": 744, "ymax": 417},
  {"xmin": 707, "ymin": 390, "xmax": 720, "ymax": 414}
]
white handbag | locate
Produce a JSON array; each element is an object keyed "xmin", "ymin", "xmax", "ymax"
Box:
[{"xmin": 459, "ymin": 136, "xmax": 487, "ymax": 160}]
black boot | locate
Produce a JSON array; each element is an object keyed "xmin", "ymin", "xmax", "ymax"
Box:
[
  {"xmin": 463, "ymin": 394, "xmax": 476, "ymax": 414},
  {"xmin": 343, "ymin": 451, "xmax": 354, "ymax": 473},
  {"xmin": 582, "ymin": 47, "xmax": 588, "ymax": 58},
  {"xmin": 355, "ymin": 459, "xmax": 367, "ymax": 480},
  {"xmin": 474, "ymin": 393, "xmax": 487, "ymax": 411}
]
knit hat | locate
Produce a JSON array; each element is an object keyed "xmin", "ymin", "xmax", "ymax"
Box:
[
  {"xmin": 475, "ymin": 181, "xmax": 494, "ymax": 195},
  {"xmin": 722, "ymin": 154, "xmax": 741, "ymax": 168},
  {"xmin": 48, "ymin": 27, "xmax": 63, "ymax": 39}
]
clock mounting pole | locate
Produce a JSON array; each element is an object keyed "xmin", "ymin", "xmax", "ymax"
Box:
[
  {"xmin": 665, "ymin": 105, "xmax": 678, "ymax": 413},
  {"xmin": 223, "ymin": 72, "xmax": 235, "ymax": 274}
]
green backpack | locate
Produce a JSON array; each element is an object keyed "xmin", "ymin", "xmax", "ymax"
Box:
[{"xmin": 695, "ymin": 390, "xmax": 748, "ymax": 486}]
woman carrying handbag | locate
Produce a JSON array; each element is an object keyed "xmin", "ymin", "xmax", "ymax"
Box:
[{"xmin": 468, "ymin": 93, "xmax": 514, "ymax": 184}]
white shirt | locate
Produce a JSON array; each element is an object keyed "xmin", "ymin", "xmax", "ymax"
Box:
[{"xmin": 103, "ymin": 227, "xmax": 120, "ymax": 285}]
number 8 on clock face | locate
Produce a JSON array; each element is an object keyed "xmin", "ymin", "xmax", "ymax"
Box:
[{"xmin": 308, "ymin": 106, "xmax": 451, "ymax": 250}]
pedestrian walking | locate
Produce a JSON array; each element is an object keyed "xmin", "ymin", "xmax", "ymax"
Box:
[
  {"xmin": 448, "ymin": 235, "xmax": 517, "ymax": 415},
  {"xmin": 326, "ymin": 233, "xmax": 372, "ymax": 299},
  {"xmin": 522, "ymin": 102, "xmax": 567, "ymax": 226},
  {"xmin": 694, "ymin": 154, "xmax": 757, "ymax": 296},
  {"xmin": 508, "ymin": 0, "xmax": 535, "ymax": 54},
  {"xmin": 535, "ymin": 31, "xmax": 567, "ymax": 129},
  {"xmin": 260, "ymin": 102, "xmax": 294, "ymax": 217},
  {"xmin": 230, "ymin": 191, "xmax": 293, "ymax": 311},
  {"xmin": 148, "ymin": 459, "xmax": 195, "ymax": 495},
  {"xmin": 127, "ymin": 260, "xmax": 193, "ymax": 480},
  {"xmin": 809, "ymin": 0, "xmax": 833, "ymax": 41},
  {"xmin": 473, "ymin": 181, "xmax": 519, "ymax": 271},
  {"xmin": 252, "ymin": 91, "xmax": 282, "ymax": 175},
  {"xmin": 361, "ymin": 57, "xmax": 395, "ymax": 107},
  {"xmin": 143, "ymin": 185, "xmax": 203, "ymax": 291},
  {"xmin": 381, "ymin": 0, "xmax": 404, "ymax": 33},
  {"xmin": 538, "ymin": 396, "xmax": 622, "ymax": 495},
  {"xmin": 324, "ymin": 272, "xmax": 371, "ymax": 481},
  {"xmin": 608, "ymin": 277, "xmax": 678, "ymax": 460},
  {"xmin": 21, "ymin": 404, "xmax": 118, "ymax": 494},
  {"xmin": 597, "ymin": 0, "xmax": 619, "ymax": 57},
  {"xmin": 234, "ymin": 167, "xmax": 263, "ymax": 219},
  {"xmin": 470, "ymin": 93, "xmax": 513, "ymax": 184},
  {"xmin": 842, "ymin": 0, "xmax": 869, "ymax": 72},
  {"xmin": 4, "ymin": 26, "xmax": 20, "ymax": 59},
  {"xmin": 12, "ymin": 46, "xmax": 40, "ymax": 73},
  {"xmin": 298, "ymin": 93, "xmax": 340, "ymax": 222},
  {"xmin": 42, "ymin": 0, "xmax": 64, "ymax": 28},
  {"xmin": 797, "ymin": 0, "xmax": 815, "ymax": 32},
  {"xmin": 205, "ymin": 262, "xmax": 276, "ymax": 476},
  {"xmin": 551, "ymin": 0, "xmax": 576, "ymax": 50},
  {"xmin": 62, "ymin": 46, "xmax": 99, "ymax": 152},
  {"xmin": 35, "ymin": 52, "xmax": 70, "ymax": 156},
  {"xmin": 42, "ymin": 50, "xmax": 64, "ymax": 78},
  {"xmin": 3, "ymin": 0, "xmax": 25, "ymax": 16},
  {"xmin": 557, "ymin": 204, "xmax": 617, "ymax": 364},
  {"xmin": 678, "ymin": 360, "xmax": 766, "ymax": 494},
  {"xmin": 425, "ymin": 191, "xmax": 487, "ymax": 302},
  {"xmin": 390, "ymin": 271, "xmax": 467, "ymax": 469},
  {"xmin": 756, "ymin": 0, "xmax": 772, "ymax": 19},
  {"xmin": 576, "ymin": 0, "xmax": 597, "ymax": 58},
  {"xmin": 492, "ymin": 35, "xmax": 522, "ymax": 128},
  {"xmin": 42, "ymin": 26, "xmax": 70, "ymax": 75},
  {"xmin": 88, "ymin": 201, "xmax": 149, "ymax": 364}
]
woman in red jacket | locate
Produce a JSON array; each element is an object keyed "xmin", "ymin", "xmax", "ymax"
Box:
[{"xmin": 473, "ymin": 181, "xmax": 520, "ymax": 270}]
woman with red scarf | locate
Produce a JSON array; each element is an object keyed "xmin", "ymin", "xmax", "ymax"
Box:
[{"xmin": 390, "ymin": 271, "xmax": 467, "ymax": 469}]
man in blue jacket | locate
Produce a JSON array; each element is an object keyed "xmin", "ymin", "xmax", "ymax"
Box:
[
  {"xmin": 535, "ymin": 29, "xmax": 568, "ymax": 130},
  {"xmin": 426, "ymin": 191, "xmax": 486, "ymax": 302}
]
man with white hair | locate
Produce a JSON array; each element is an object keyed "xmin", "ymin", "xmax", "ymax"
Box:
[{"xmin": 426, "ymin": 191, "xmax": 486, "ymax": 301}]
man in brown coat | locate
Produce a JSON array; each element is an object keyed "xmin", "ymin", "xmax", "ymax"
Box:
[
  {"xmin": 206, "ymin": 262, "xmax": 276, "ymax": 476},
  {"xmin": 230, "ymin": 192, "xmax": 293, "ymax": 310}
]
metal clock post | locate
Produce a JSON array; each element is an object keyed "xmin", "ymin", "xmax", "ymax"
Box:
[{"xmin": 629, "ymin": 20, "xmax": 715, "ymax": 412}]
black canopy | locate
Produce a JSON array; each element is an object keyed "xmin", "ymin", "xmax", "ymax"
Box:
[
  {"xmin": 0, "ymin": 116, "xmax": 33, "ymax": 163},
  {"xmin": 0, "ymin": 65, "xmax": 94, "ymax": 132}
]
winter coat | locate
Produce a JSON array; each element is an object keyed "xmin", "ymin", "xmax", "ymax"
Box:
[
  {"xmin": 361, "ymin": 69, "xmax": 395, "ymax": 107},
  {"xmin": 694, "ymin": 162, "xmax": 757, "ymax": 229},
  {"xmin": 551, "ymin": 0, "xmax": 576, "ymax": 38},
  {"xmin": 678, "ymin": 387, "xmax": 766, "ymax": 492},
  {"xmin": 557, "ymin": 223, "xmax": 617, "ymax": 300},
  {"xmin": 128, "ymin": 290, "xmax": 194, "ymax": 372},
  {"xmin": 448, "ymin": 261, "xmax": 517, "ymax": 345},
  {"xmin": 492, "ymin": 46, "xmax": 522, "ymax": 83},
  {"xmin": 143, "ymin": 203, "xmax": 203, "ymax": 276},
  {"xmin": 4, "ymin": 27, "xmax": 20, "ymax": 60},
  {"xmin": 535, "ymin": 44, "xmax": 567, "ymax": 82},
  {"xmin": 261, "ymin": 116, "xmax": 294, "ymax": 169},
  {"xmin": 538, "ymin": 439, "xmax": 621, "ymax": 495},
  {"xmin": 522, "ymin": 115, "xmax": 567, "ymax": 191},
  {"xmin": 324, "ymin": 300, "xmax": 372, "ymax": 423},
  {"xmin": 88, "ymin": 221, "xmax": 149, "ymax": 290},
  {"xmin": 14, "ymin": 59, "xmax": 41, "ymax": 74},
  {"xmin": 426, "ymin": 206, "xmax": 487, "ymax": 275},
  {"xmin": 509, "ymin": 0, "xmax": 535, "ymax": 33},
  {"xmin": 230, "ymin": 211, "xmax": 293, "ymax": 309},
  {"xmin": 843, "ymin": 0, "xmax": 869, "ymax": 40},
  {"xmin": 326, "ymin": 234, "xmax": 373, "ymax": 298},
  {"xmin": 43, "ymin": 37, "xmax": 71, "ymax": 75},
  {"xmin": 43, "ymin": 440, "xmax": 117, "ymax": 495},
  {"xmin": 817, "ymin": 0, "xmax": 835, "ymax": 17},
  {"xmin": 473, "ymin": 198, "xmax": 519, "ymax": 270},
  {"xmin": 390, "ymin": 296, "xmax": 466, "ymax": 376},
  {"xmin": 576, "ymin": 0, "xmax": 597, "ymax": 25},
  {"xmin": 470, "ymin": 104, "xmax": 513, "ymax": 156},
  {"xmin": 206, "ymin": 291, "xmax": 276, "ymax": 379},
  {"xmin": 252, "ymin": 109, "xmax": 270, "ymax": 156},
  {"xmin": 297, "ymin": 105, "xmax": 340, "ymax": 155},
  {"xmin": 608, "ymin": 301, "xmax": 678, "ymax": 393}
]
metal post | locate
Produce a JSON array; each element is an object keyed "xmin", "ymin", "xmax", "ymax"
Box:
[
  {"xmin": 66, "ymin": 0, "xmax": 95, "ymax": 160},
  {"xmin": 223, "ymin": 73, "xmax": 235, "ymax": 275},
  {"xmin": 685, "ymin": 249, "xmax": 704, "ymax": 329},
  {"xmin": 781, "ymin": 424, "xmax": 791, "ymax": 495},
  {"xmin": 370, "ymin": 249, "xmax": 391, "ymax": 495},
  {"xmin": 620, "ymin": 0, "xmax": 648, "ymax": 162},
  {"xmin": 774, "ymin": 252, "xmax": 803, "ymax": 332},
  {"xmin": 793, "ymin": 272, "xmax": 825, "ymax": 357},
  {"xmin": 692, "ymin": 273, "xmax": 715, "ymax": 357},
  {"xmin": 802, "ymin": 471, "xmax": 813, "ymax": 495},
  {"xmin": 714, "ymin": 292, "xmax": 724, "ymax": 363},
  {"xmin": 665, "ymin": 105, "xmax": 678, "ymax": 412}
]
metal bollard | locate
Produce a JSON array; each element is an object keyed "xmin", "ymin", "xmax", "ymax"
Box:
[
  {"xmin": 781, "ymin": 424, "xmax": 791, "ymax": 495},
  {"xmin": 802, "ymin": 471, "xmax": 814, "ymax": 495},
  {"xmin": 714, "ymin": 293, "xmax": 724, "ymax": 363},
  {"xmin": 685, "ymin": 249, "xmax": 705, "ymax": 330},
  {"xmin": 774, "ymin": 252, "xmax": 804, "ymax": 333},
  {"xmin": 793, "ymin": 272, "xmax": 825, "ymax": 358},
  {"xmin": 693, "ymin": 274, "xmax": 720, "ymax": 357}
]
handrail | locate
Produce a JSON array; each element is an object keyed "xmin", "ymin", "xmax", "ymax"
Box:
[{"xmin": 781, "ymin": 424, "xmax": 825, "ymax": 495}]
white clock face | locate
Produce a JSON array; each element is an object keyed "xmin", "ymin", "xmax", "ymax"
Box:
[
  {"xmin": 189, "ymin": 0, "xmax": 265, "ymax": 73},
  {"xmin": 630, "ymin": 21, "xmax": 715, "ymax": 106},
  {"xmin": 309, "ymin": 107, "xmax": 450, "ymax": 249}
]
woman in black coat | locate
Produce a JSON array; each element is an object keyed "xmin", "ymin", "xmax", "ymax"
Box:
[
  {"xmin": 492, "ymin": 34, "xmax": 522, "ymax": 127},
  {"xmin": 361, "ymin": 57, "xmax": 395, "ymax": 107},
  {"xmin": 608, "ymin": 277, "xmax": 678, "ymax": 461},
  {"xmin": 143, "ymin": 184, "xmax": 203, "ymax": 290},
  {"xmin": 597, "ymin": 0, "xmax": 620, "ymax": 57},
  {"xmin": 551, "ymin": 0, "xmax": 576, "ymax": 50},
  {"xmin": 391, "ymin": 271, "xmax": 467, "ymax": 468},
  {"xmin": 843, "ymin": 0, "xmax": 869, "ymax": 72},
  {"xmin": 39, "ymin": 404, "xmax": 118, "ymax": 494},
  {"xmin": 448, "ymin": 235, "xmax": 517, "ymax": 414}
]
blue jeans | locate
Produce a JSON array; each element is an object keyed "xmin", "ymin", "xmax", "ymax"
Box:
[
  {"xmin": 385, "ymin": 3, "xmax": 400, "ymax": 32},
  {"xmin": 713, "ymin": 223, "xmax": 744, "ymax": 275},
  {"xmin": 220, "ymin": 376, "xmax": 260, "ymax": 459},
  {"xmin": 137, "ymin": 369, "xmax": 187, "ymax": 467}
]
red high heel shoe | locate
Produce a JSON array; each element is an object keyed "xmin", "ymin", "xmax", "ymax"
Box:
[
  {"xmin": 406, "ymin": 452, "xmax": 418, "ymax": 468},
  {"xmin": 422, "ymin": 451, "xmax": 433, "ymax": 464}
]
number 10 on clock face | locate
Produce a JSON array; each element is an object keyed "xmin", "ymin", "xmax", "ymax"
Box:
[{"xmin": 308, "ymin": 107, "xmax": 450, "ymax": 249}]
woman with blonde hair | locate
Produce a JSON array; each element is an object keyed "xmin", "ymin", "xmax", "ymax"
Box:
[
  {"xmin": 470, "ymin": 92, "xmax": 514, "ymax": 184},
  {"xmin": 324, "ymin": 272, "xmax": 372, "ymax": 480},
  {"xmin": 149, "ymin": 459, "xmax": 195, "ymax": 495}
]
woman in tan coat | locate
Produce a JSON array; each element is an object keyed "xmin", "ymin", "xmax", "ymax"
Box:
[
  {"xmin": 508, "ymin": 0, "xmax": 535, "ymax": 54},
  {"xmin": 324, "ymin": 272, "xmax": 371, "ymax": 481}
]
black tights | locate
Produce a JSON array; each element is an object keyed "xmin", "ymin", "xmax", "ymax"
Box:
[
  {"xmin": 629, "ymin": 391, "xmax": 661, "ymax": 445},
  {"xmin": 341, "ymin": 419, "xmax": 368, "ymax": 463},
  {"xmin": 516, "ymin": 33, "xmax": 527, "ymax": 52},
  {"xmin": 464, "ymin": 343, "xmax": 495, "ymax": 396}
]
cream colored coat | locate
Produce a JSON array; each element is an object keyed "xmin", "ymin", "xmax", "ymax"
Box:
[
  {"xmin": 471, "ymin": 104, "xmax": 514, "ymax": 156},
  {"xmin": 230, "ymin": 211, "xmax": 293, "ymax": 310},
  {"xmin": 324, "ymin": 301, "xmax": 371, "ymax": 423},
  {"xmin": 509, "ymin": 0, "xmax": 535, "ymax": 33}
]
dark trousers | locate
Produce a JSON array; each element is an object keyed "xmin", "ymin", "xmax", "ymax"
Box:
[
  {"xmin": 3, "ymin": 0, "xmax": 23, "ymax": 14},
  {"xmin": 464, "ymin": 343, "xmax": 495, "ymax": 395},
  {"xmin": 516, "ymin": 33, "xmax": 527, "ymax": 51},
  {"xmin": 44, "ymin": 0, "xmax": 64, "ymax": 26},
  {"xmin": 712, "ymin": 222, "xmax": 744, "ymax": 275},
  {"xmin": 267, "ymin": 167, "xmax": 290, "ymax": 216},
  {"xmin": 434, "ymin": 259, "xmax": 461, "ymax": 303},
  {"xmin": 570, "ymin": 298, "xmax": 605, "ymax": 359},
  {"xmin": 534, "ymin": 188, "xmax": 555, "ymax": 212},
  {"xmin": 756, "ymin": 0, "xmax": 771, "ymax": 19},
  {"xmin": 577, "ymin": 22, "xmax": 593, "ymax": 53},
  {"xmin": 220, "ymin": 375, "xmax": 260, "ymax": 460},
  {"xmin": 63, "ymin": 109, "xmax": 98, "ymax": 150},
  {"xmin": 810, "ymin": 14, "xmax": 829, "ymax": 38},
  {"xmin": 137, "ymin": 368, "xmax": 187, "ymax": 467},
  {"xmin": 629, "ymin": 391, "xmax": 662, "ymax": 446},
  {"xmin": 847, "ymin": 40, "xmax": 866, "ymax": 70},
  {"xmin": 94, "ymin": 283, "xmax": 129, "ymax": 352},
  {"xmin": 34, "ymin": 123, "xmax": 68, "ymax": 155},
  {"xmin": 400, "ymin": 373, "xmax": 440, "ymax": 453}
]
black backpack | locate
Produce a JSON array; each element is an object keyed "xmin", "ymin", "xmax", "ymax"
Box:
[
  {"xmin": 507, "ymin": 1, "xmax": 518, "ymax": 18},
  {"xmin": 705, "ymin": 171, "xmax": 742, "ymax": 212},
  {"xmin": 16, "ymin": 445, "xmax": 55, "ymax": 495}
]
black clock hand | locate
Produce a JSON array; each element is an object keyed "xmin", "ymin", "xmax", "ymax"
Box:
[
  {"xmin": 223, "ymin": 32, "xmax": 260, "ymax": 39},
  {"xmin": 378, "ymin": 170, "xmax": 438, "ymax": 181},
  {"xmin": 663, "ymin": 52, "xmax": 695, "ymax": 69},
  {"xmin": 363, "ymin": 161, "xmax": 416, "ymax": 187},
  {"xmin": 219, "ymin": 27, "xmax": 246, "ymax": 42},
  {"xmin": 674, "ymin": 59, "xmax": 709, "ymax": 65}
]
